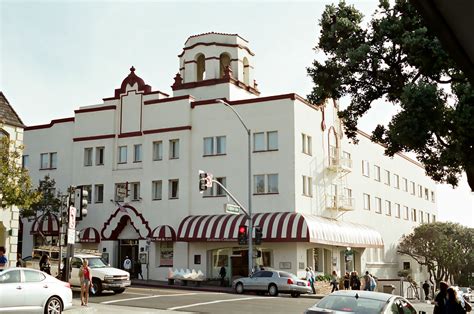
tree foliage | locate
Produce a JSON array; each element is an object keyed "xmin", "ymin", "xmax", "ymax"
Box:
[
  {"xmin": 0, "ymin": 136, "xmax": 41, "ymax": 209},
  {"xmin": 22, "ymin": 174, "xmax": 62, "ymax": 218},
  {"xmin": 397, "ymin": 222, "xmax": 474, "ymax": 287},
  {"xmin": 307, "ymin": 0, "xmax": 474, "ymax": 191}
]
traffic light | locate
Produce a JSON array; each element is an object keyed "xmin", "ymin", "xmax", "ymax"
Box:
[
  {"xmin": 238, "ymin": 225, "xmax": 248, "ymax": 245},
  {"xmin": 255, "ymin": 226, "xmax": 263, "ymax": 245},
  {"xmin": 199, "ymin": 172, "xmax": 208, "ymax": 192},
  {"xmin": 75, "ymin": 187, "xmax": 88, "ymax": 221}
]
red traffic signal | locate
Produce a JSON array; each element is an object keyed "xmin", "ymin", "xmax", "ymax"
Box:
[{"xmin": 238, "ymin": 225, "xmax": 248, "ymax": 245}]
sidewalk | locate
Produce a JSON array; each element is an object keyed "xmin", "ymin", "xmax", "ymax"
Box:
[{"xmin": 130, "ymin": 278, "xmax": 326, "ymax": 299}]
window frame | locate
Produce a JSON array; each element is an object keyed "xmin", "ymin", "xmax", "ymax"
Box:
[
  {"xmin": 384, "ymin": 170, "xmax": 391, "ymax": 186},
  {"xmin": 375, "ymin": 197, "xmax": 382, "ymax": 214},
  {"xmin": 84, "ymin": 148, "xmax": 93, "ymax": 167},
  {"xmin": 118, "ymin": 146, "xmax": 127, "ymax": 164},
  {"xmin": 385, "ymin": 200, "xmax": 392, "ymax": 216},
  {"xmin": 374, "ymin": 165, "xmax": 381, "ymax": 181},
  {"xmin": 169, "ymin": 139, "xmax": 180, "ymax": 159},
  {"xmin": 152, "ymin": 141, "xmax": 163, "ymax": 161},
  {"xmin": 133, "ymin": 144, "xmax": 142, "ymax": 163},
  {"xmin": 152, "ymin": 180, "xmax": 163, "ymax": 200},
  {"xmin": 130, "ymin": 182, "xmax": 140, "ymax": 201},
  {"xmin": 362, "ymin": 160, "xmax": 370, "ymax": 177},
  {"xmin": 96, "ymin": 147, "xmax": 105, "ymax": 165},
  {"xmin": 169, "ymin": 179, "xmax": 179, "ymax": 199},
  {"xmin": 94, "ymin": 184, "xmax": 104, "ymax": 203},
  {"xmin": 363, "ymin": 193, "xmax": 371, "ymax": 210},
  {"xmin": 253, "ymin": 131, "xmax": 278, "ymax": 152}
]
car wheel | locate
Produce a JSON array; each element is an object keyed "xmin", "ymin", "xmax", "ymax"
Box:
[
  {"xmin": 268, "ymin": 284, "xmax": 279, "ymax": 296},
  {"xmin": 290, "ymin": 292, "xmax": 300, "ymax": 298},
  {"xmin": 91, "ymin": 278, "xmax": 103, "ymax": 296},
  {"xmin": 235, "ymin": 282, "xmax": 244, "ymax": 294},
  {"xmin": 114, "ymin": 288, "xmax": 126, "ymax": 294},
  {"xmin": 44, "ymin": 296, "xmax": 62, "ymax": 314}
]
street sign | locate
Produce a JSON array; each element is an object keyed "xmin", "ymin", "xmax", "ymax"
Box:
[
  {"xmin": 224, "ymin": 203, "xmax": 240, "ymax": 215},
  {"xmin": 205, "ymin": 173, "xmax": 213, "ymax": 188},
  {"xmin": 116, "ymin": 184, "xmax": 127, "ymax": 198},
  {"xmin": 67, "ymin": 228, "xmax": 75, "ymax": 245},
  {"xmin": 68, "ymin": 206, "xmax": 76, "ymax": 230}
]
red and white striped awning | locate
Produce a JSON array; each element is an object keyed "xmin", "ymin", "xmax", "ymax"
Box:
[
  {"xmin": 177, "ymin": 212, "xmax": 383, "ymax": 248},
  {"xmin": 79, "ymin": 227, "xmax": 101, "ymax": 243},
  {"xmin": 30, "ymin": 212, "xmax": 60, "ymax": 236},
  {"xmin": 149, "ymin": 225, "xmax": 176, "ymax": 242}
]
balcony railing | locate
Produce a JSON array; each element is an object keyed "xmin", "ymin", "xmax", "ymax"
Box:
[
  {"xmin": 328, "ymin": 156, "xmax": 353, "ymax": 172},
  {"xmin": 325, "ymin": 194, "xmax": 355, "ymax": 211}
]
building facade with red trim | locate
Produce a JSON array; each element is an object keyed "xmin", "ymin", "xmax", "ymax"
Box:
[{"xmin": 21, "ymin": 33, "xmax": 437, "ymax": 284}]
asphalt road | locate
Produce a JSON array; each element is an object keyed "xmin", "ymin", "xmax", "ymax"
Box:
[{"xmin": 66, "ymin": 286, "xmax": 435, "ymax": 313}]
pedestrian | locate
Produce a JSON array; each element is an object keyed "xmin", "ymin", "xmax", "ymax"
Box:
[
  {"xmin": 445, "ymin": 287, "xmax": 466, "ymax": 314},
  {"xmin": 219, "ymin": 265, "xmax": 226, "ymax": 287},
  {"xmin": 309, "ymin": 267, "xmax": 316, "ymax": 294},
  {"xmin": 135, "ymin": 259, "xmax": 143, "ymax": 279},
  {"xmin": 0, "ymin": 246, "xmax": 8, "ymax": 270},
  {"xmin": 363, "ymin": 271, "xmax": 371, "ymax": 291},
  {"xmin": 123, "ymin": 256, "xmax": 132, "ymax": 273},
  {"xmin": 305, "ymin": 267, "xmax": 315, "ymax": 294},
  {"xmin": 16, "ymin": 253, "xmax": 25, "ymax": 267},
  {"xmin": 39, "ymin": 254, "xmax": 51, "ymax": 275},
  {"xmin": 423, "ymin": 280, "xmax": 430, "ymax": 300},
  {"xmin": 350, "ymin": 271, "xmax": 361, "ymax": 290},
  {"xmin": 343, "ymin": 272, "xmax": 350, "ymax": 290},
  {"xmin": 433, "ymin": 281, "xmax": 449, "ymax": 314},
  {"xmin": 369, "ymin": 274, "xmax": 377, "ymax": 291},
  {"xmin": 79, "ymin": 259, "xmax": 91, "ymax": 306},
  {"xmin": 330, "ymin": 270, "xmax": 339, "ymax": 292}
]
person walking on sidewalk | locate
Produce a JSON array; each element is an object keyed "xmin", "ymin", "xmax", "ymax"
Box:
[
  {"xmin": 343, "ymin": 272, "xmax": 350, "ymax": 290},
  {"xmin": 309, "ymin": 267, "xmax": 316, "ymax": 294},
  {"xmin": 330, "ymin": 270, "xmax": 339, "ymax": 292},
  {"xmin": 219, "ymin": 266, "xmax": 227, "ymax": 287},
  {"xmin": 135, "ymin": 259, "xmax": 143, "ymax": 279},
  {"xmin": 423, "ymin": 280, "xmax": 430, "ymax": 300},
  {"xmin": 79, "ymin": 259, "xmax": 91, "ymax": 306},
  {"xmin": 123, "ymin": 256, "xmax": 132, "ymax": 274}
]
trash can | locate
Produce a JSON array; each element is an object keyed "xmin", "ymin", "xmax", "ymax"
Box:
[{"xmin": 383, "ymin": 284, "xmax": 396, "ymax": 294}]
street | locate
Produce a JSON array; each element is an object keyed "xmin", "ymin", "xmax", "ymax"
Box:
[{"xmin": 65, "ymin": 286, "xmax": 435, "ymax": 313}]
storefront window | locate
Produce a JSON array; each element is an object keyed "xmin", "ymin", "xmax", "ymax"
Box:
[{"xmin": 158, "ymin": 242, "xmax": 173, "ymax": 267}]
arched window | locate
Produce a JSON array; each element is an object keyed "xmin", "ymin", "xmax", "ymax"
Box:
[
  {"xmin": 243, "ymin": 57, "xmax": 250, "ymax": 85},
  {"xmin": 196, "ymin": 54, "xmax": 206, "ymax": 81},
  {"xmin": 0, "ymin": 129, "xmax": 9, "ymax": 151},
  {"xmin": 219, "ymin": 53, "xmax": 231, "ymax": 78}
]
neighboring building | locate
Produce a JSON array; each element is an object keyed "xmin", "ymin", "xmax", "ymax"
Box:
[
  {"xmin": 0, "ymin": 92, "xmax": 25, "ymax": 268},
  {"xmin": 21, "ymin": 33, "xmax": 437, "ymax": 283}
]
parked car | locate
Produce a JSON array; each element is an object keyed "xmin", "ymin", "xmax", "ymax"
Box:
[
  {"xmin": 304, "ymin": 290, "xmax": 423, "ymax": 314},
  {"xmin": 0, "ymin": 267, "xmax": 72, "ymax": 313},
  {"xmin": 232, "ymin": 270, "xmax": 312, "ymax": 297}
]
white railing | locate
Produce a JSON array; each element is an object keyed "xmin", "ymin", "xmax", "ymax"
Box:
[
  {"xmin": 328, "ymin": 156, "xmax": 353, "ymax": 171},
  {"xmin": 325, "ymin": 194, "xmax": 355, "ymax": 211}
]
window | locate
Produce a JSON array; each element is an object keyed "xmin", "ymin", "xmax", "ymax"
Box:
[
  {"xmin": 23, "ymin": 270, "xmax": 45, "ymax": 282},
  {"xmin": 152, "ymin": 180, "xmax": 162, "ymax": 200},
  {"xmin": 203, "ymin": 177, "xmax": 227, "ymax": 197},
  {"xmin": 362, "ymin": 160, "xmax": 370, "ymax": 177},
  {"xmin": 418, "ymin": 185, "xmax": 423, "ymax": 198},
  {"xmin": 404, "ymin": 206, "xmax": 409, "ymax": 220},
  {"xmin": 411, "ymin": 208, "xmax": 417, "ymax": 222},
  {"xmin": 432, "ymin": 214, "xmax": 436, "ymax": 222},
  {"xmin": 426, "ymin": 212, "xmax": 430, "ymax": 223},
  {"xmin": 302, "ymin": 134, "xmax": 312, "ymax": 155},
  {"xmin": 403, "ymin": 178, "xmax": 408, "ymax": 192},
  {"xmin": 219, "ymin": 53, "xmax": 231, "ymax": 78},
  {"xmin": 424, "ymin": 188, "xmax": 429, "ymax": 200},
  {"xmin": 253, "ymin": 131, "xmax": 278, "ymax": 151},
  {"xmin": 130, "ymin": 182, "xmax": 140, "ymax": 201},
  {"xmin": 254, "ymin": 174, "xmax": 279, "ymax": 194},
  {"xmin": 410, "ymin": 181, "xmax": 415, "ymax": 195},
  {"xmin": 385, "ymin": 170, "xmax": 391, "ymax": 186},
  {"xmin": 0, "ymin": 269, "xmax": 21, "ymax": 283},
  {"xmin": 83, "ymin": 185, "xmax": 92, "ymax": 203},
  {"xmin": 302, "ymin": 175, "xmax": 312, "ymax": 197},
  {"xmin": 152, "ymin": 141, "xmax": 163, "ymax": 161},
  {"xmin": 158, "ymin": 242, "xmax": 173, "ymax": 267},
  {"xmin": 84, "ymin": 148, "xmax": 93, "ymax": 166},
  {"xmin": 385, "ymin": 200, "xmax": 391, "ymax": 216},
  {"xmin": 22, "ymin": 155, "xmax": 29, "ymax": 169},
  {"xmin": 374, "ymin": 165, "xmax": 381, "ymax": 181},
  {"xmin": 203, "ymin": 136, "xmax": 226, "ymax": 156},
  {"xmin": 395, "ymin": 203, "xmax": 401, "ymax": 218},
  {"xmin": 40, "ymin": 152, "xmax": 57, "ymax": 169},
  {"xmin": 431, "ymin": 191, "xmax": 435, "ymax": 203},
  {"xmin": 394, "ymin": 174, "xmax": 400, "ymax": 189},
  {"xmin": 196, "ymin": 53, "xmax": 205, "ymax": 81},
  {"xmin": 118, "ymin": 146, "xmax": 127, "ymax": 163},
  {"xmin": 375, "ymin": 197, "xmax": 382, "ymax": 214},
  {"xmin": 169, "ymin": 179, "xmax": 179, "ymax": 199},
  {"xmin": 419, "ymin": 210, "xmax": 424, "ymax": 223},
  {"xmin": 169, "ymin": 139, "xmax": 179, "ymax": 159},
  {"xmin": 363, "ymin": 193, "xmax": 370, "ymax": 210},
  {"xmin": 95, "ymin": 184, "xmax": 104, "ymax": 203},
  {"xmin": 96, "ymin": 147, "xmax": 104, "ymax": 165},
  {"xmin": 133, "ymin": 144, "xmax": 142, "ymax": 162}
]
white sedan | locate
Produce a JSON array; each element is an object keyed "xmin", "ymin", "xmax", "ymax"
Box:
[{"xmin": 0, "ymin": 267, "xmax": 72, "ymax": 313}]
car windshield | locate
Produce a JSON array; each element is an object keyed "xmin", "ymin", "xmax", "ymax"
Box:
[
  {"xmin": 87, "ymin": 257, "xmax": 107, "ymax": 268},
  {"xmin": 316, "ymin": 295, "xmax": 387, "ymax": 313}
]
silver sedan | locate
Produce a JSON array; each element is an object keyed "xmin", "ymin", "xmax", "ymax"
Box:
[{"xmin": 232, "ymin": 270, "xmax": 312, "ymax": 297}]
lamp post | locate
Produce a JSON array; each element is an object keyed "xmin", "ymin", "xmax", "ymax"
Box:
[{"xmin": 216, "ymin": 99, "xmax": 253, "ymax": 276}]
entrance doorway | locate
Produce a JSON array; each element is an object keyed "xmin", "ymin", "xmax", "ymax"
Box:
[
  {"xmin": 231, "ymin": 250, "xmax": 249, "ymax": 277},
  {"xmin": 119, "ymin": 239, "xmax": 138, "ymax": 278}
]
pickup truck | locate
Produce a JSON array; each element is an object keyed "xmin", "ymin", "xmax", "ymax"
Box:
[{"xmin": 26, "ymin": 247, "xmax": 130, "ymax": 296}]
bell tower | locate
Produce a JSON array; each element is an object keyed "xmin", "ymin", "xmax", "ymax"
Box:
[{"xmin": 172, "ymin": 32, "xmax": 260, "ymax": 100}]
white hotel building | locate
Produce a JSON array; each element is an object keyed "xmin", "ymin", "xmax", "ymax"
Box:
[{"xmin": 21, "ymin": 33, "xmax": 437, "ymax": 282}]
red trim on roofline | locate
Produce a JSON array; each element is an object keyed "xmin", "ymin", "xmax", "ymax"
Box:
[
  {"xmin": 118, "ymin": 131, "xmax": 143, "ymax": 138},
  {"xmin": 75, "ymin": 105, "xmax": 116, "ymax": 114},
  {"xmin": 173, "ymin": 77, "xmax": 260, "ymax": 96},
  {"xmin": 191, "ymin": 93, "xmax": 318, "ymax": 109},
  {"xmin": 143, "ymin": 126, "xmax": 191, "ymax": 135},
  {"xmin": 356, "ymin": 130, "xmax": 424, "ymax": 168},
  {"xmin": 102, "ymin": 89, "xmax": 169, "ymax": 101},
  {"xmin": 73, "ymin": 134, "xmax": 115, "ymax": 142},
  {"xmin": 178, "ymin": 42, "xmax": 255, "ymax": 57},
  {"xmin": 25, "ymin": 117, "xmax": 75, "ymax": 131},
  {"xmin": 144, "ymin": 95, "xmax": 194, "ymax": 105}
]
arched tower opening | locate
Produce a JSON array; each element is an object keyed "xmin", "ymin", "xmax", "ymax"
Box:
[
  {"xmin": 219, "ymin": 53, "xmax": 231, "ymax": 78},
  {"xmin": 243, "ymin": 57, "xmax": 250, "ymax": 85},
  {"xmin": 196, "ymin": 53, "xmax": 206, "ymax": 81}
]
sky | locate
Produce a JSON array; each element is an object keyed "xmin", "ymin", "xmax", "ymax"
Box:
[{"xmin": 1, "ymin": 0, "xmax": 472, "ymax": 227}]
